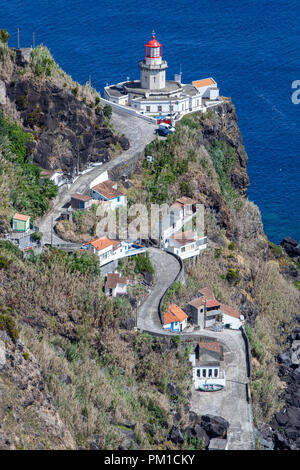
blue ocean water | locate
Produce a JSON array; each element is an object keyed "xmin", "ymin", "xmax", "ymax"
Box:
[{"xmin": 1, "ymin": 0, "xmax": 299, "ymax": 243}]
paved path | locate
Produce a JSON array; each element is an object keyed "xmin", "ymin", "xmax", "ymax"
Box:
[
  {"xmin": 188, "ymin": 329, "xmax": 254, "ymax": 450},
  {"xmin": 137, "ymin": 247, "xmax": 181, "ymax": 331},
  {"xmin": 36, "ymin": 109, "xmax": 156, "ymax": 245},
  {"xmin": 137, "ymin": 248, "xmax": 254, "ymax": 450}
]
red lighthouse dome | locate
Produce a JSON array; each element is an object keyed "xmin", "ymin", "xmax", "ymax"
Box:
[{"xmin": 144, "ymin": 31, "xmax": 162, "ymax": 59}]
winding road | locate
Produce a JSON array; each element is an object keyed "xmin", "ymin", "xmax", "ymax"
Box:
[
  {"xmin": 36, "ymin": 109, "xmax": 156, "ymax": 244},
  {"xmin": 138, "ymin": 247, "xmax": 255, "ymax": 450}
]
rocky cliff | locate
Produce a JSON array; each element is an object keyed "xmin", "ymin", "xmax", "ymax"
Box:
[{"xmin": 0, "ymin": 46, "xmax": 129, "ymax": 173}]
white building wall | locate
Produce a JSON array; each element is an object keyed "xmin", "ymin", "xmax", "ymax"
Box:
[{"xmin": 222, "ymin": 314, "xmax": 241, "ymax": 330}]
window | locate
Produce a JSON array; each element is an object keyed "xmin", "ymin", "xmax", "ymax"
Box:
[
  {"xmin": 158, "ymin": 106, "xmax": 162, "ymax": 112},
  {"xmin": 208, "ymin": 369, "xmax": 212, "ymax": 377},
  {"xmin": 197, "ymin": 369, "xmax": 200, "ymax": 377},
  {"xmin": 146, "ymin": 106, "xmax": 150, "ymax": 112},
  {"xmin": 202, "ymin": 369, "xmax": 206, "ymax": 377},
  {"xmin": 214, "ymin": 369, "xmax": 218, "ymax": 378}
]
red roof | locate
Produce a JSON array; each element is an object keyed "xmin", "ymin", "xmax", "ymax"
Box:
[
  {"xmin": 85, "ymin": 237, "xmax": 113, "ymax": 252},
  {"xmin": 206, "ymin": 299, "xmax": 221, "ymax": 308},
  {"xmin": 220, "ymin": 303, "xmax": 240, "ymax": 319},
  {"xmin": 13, "ymin": 213, "xmax": 30, "ymax": 222},
  {"xmin": 105, "ymin": 273, "xmax": 127, "ymax": 289},
  {"xmin": 145, "ymin": 34, "xmax": 161, "ymax": 48},
  {"xmin": 199, "ymin": 341, "xmax": 221, "ymax": 354},
  {"xmin": 91, "ymin": 180, "xmax": 124, "ymax": 200},
  {"xmin": 163, "ymin": 304, "xmax": 188, "ymax": 325},
  {"xmin": 71, "ymin": 193, "xmax": 92, "ymax": 202}
]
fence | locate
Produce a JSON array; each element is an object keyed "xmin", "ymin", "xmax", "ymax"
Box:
[
  {"xmin": 157, "ymin": 251, "xmax": 185, "ymax": 325},
  {"xmin": 100, "ymin": 97, "xmax": 157, "ymax": 124}
]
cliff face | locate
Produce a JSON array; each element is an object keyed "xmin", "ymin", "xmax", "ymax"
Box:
[
  {"xmin": 0, "ymin": 47, "xmax": 129, "ymax": 173},
  {"xmin": 0, "ymin": 329, "xmax": 76, "ymax": 450},
  {"xmin": 201, "ymin": 99, "xmax": 250, "ymax": 195}
]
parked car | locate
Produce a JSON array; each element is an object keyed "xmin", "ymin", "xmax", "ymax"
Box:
[{"xmin": 155, "ymin": 122, "xmax": 176, "ymax": 136}]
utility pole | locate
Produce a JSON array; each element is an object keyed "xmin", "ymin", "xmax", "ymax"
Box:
[
  {"xmin": 33, "ymin": 32, "xmax": 35, "ymax": 48},
  {"xmin": 51, "ymin": 216, "xmax": 53, "ymax": 247},
  {"xmin": 17, "ymin": 28, "xmax": 20, "ymax": 49}
]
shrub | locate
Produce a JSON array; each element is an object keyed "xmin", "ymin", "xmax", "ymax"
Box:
[
  {"xmin": 31, "ymin": 45, "xmax": 55, "ymax": 76},
  {"xmin": 23, "ymin": 352, "xmax": 30, "ymax": 360},
  {"xmin": 0, "ymin": 29, "xmax": 10, "ymax": 44},
  {"xmin": 103, "ymin": 104, "xmax": 112, "ymax": 120},
  {"xmin": 31, "ymin": 231, "xmax": 43, "ymax": 242},
  {"xmin": 0, "ymin": 313, "xmax": 19, "ymax": 344},
  {"xmin": 226, "ymin": 268, "xmax": 240, "ymax": 283},
  {"xmin": 135, "ymin": 252, "xmax": 154, "ymax": 274},
  {"xmin": 228, "ymin": 242, "xmax": 235, "ymax": 251}
]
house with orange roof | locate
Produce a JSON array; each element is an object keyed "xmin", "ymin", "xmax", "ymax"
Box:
[
  {"xmin": 12, "ymin": 213, "xmax": 30, "ymax": 233},
  {"xmin": 163, "ymin": 303, "xmax": 188, "ymax": 333},
  {"xmin": 84, "ymin": 237, "xmax": 114, "ymax": 266},
  {"xmin": 90, "ymin": 179, "xmax": 126, "ymax": 209},
  {"xmin": 192, "ymin": 77, "xmax": 220, "ymax": 102},
  {"xmin": 189, "ymin": 340, "xmax": 226, "ymax": 390},
  {"xmin": 187, "ymin": 286, "xmax": 244, "ymax": 330}
]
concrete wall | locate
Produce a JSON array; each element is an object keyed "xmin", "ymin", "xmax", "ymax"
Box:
[{"xmin": 89, "ymin": 170, "xmax": 109, "ymax": 189}]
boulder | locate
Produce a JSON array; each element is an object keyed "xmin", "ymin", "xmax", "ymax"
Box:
[
  {"xmin": 277, "ymin": 350, "xmax": 292, "ymax": 366},
  {"xmin": 169, "ymin": 425, "xmax": 184, "ymax": 445},
  {"xmin": 201, "ymin": 415, "xmax": 229, "ymax": 438},
  {"xmin": 0, "ymin": 340, "xmax": 6, "ymax": 371},
  {"xmin": 280, "ymin": 238, "xmax": 300, "ymax": 258},
  {"xmin": 167, "ymin": 382, "xmax": 182, "ymax": 398}
]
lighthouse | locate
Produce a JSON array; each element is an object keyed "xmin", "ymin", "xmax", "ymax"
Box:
[{"xmin": 139, "ymin": 31, "xmax": 168, "ymax": 90}]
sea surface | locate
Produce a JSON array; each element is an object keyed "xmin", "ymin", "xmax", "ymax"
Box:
[{"xmin": 1, "ymin": 0, "xmax": 299, "ymax": 243}]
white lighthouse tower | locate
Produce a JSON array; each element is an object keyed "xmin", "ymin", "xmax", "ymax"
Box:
[{"xmin": 139, "ymin": 31, "xmax": 168, "ymax": 90}]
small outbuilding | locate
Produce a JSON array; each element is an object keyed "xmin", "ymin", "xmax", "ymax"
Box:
[
  {"xmin": 105, "ymin": 272, "xmax": 128, "ymax": 297},
  {"xmin": 163, "ymin": 303, "xmax": 188, "ymax": 333},
  {"xmin": 12, "ymin": 213, "xmax": 30, "ymax": 233}
]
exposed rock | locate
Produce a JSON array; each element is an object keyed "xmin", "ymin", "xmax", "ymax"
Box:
[
  {"xmin": 0, "ymin": 55, "xmax": 129, "ymax": 174},
  {"xmin": 167, "ymin": 382, "xmax": 182, "ymax": 398},
  {"xmin": 280, "ymin": 238, "xmax": 300, "ymax": 259},
  {"xmin": 201, "ymin": 414, "xmax": 229, "ymax": 438},
  {"xmin": 169, "ymin": 425, "xmax": 184, "ymax": 444},
  {"xmin": 0, "ymin": 340, "xmax": 6, "ymax": 371}
]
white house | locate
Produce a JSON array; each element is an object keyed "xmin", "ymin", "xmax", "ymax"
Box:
[
  {"xmin": 104, "ymin": 32, "xmax": 221, "ymax": 122},
  {"xmin": 105, "ymin": 272, "xmax": 128, "ymax": 297},
  {"xmin": 83, "ymin": 236, "xmax": 147, "ymax": 268},
  {"xmin": 90, "ymin": 179, "xmax": 126, "ymax": 209},
  {"xmin": 220, "ymin": 303, "xmax": 244, "ymax": 330},
  {"xmin": 165, "ymin": 230, "xmax": 207, "ymax": 260},
  {"xmin": 189, "ymin": 341, "xmax": 226, "ymax": 391},
  {"xmin": 84, "ymin": 237, "xmax": 114, "ymax": 266},
  {"xmin": 163, "ymin": 303, "xmax": 188, "ymax": 333}
]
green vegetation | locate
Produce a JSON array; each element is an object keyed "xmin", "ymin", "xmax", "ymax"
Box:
[
  {"xmin": 30, "ymin": 45, "xmax": 56, "ymax": 77},
  {"xmin": 225, "ymin": 268, "xmax": 240, "ymax": 283},
  {"xmin": 143, "ymin": 136, "xmax": 191, "ymax": 204},
  {"xmin": 228, "ymin": 242, "xmax": 235, "ymax": 251},
  {"xmin": 0, "ymin": 312, "xmax": 19, "ymax": 344},
  {"xmin": 0, "ymin": 29, "xmax": 10, "ymax": 44},
  {"xmin": 0, "ymin": 111, "xmax": 58, "ymax": 222},
  {"xmin": 103, "ymin": 104, "xmax": 112, "ymax": 120},
  {"xmin": 294, "ymin": 280, "xmax": 300, "ymax": 291},
  {"xmin": 23, "ymin": 352, "xmax": 30, "ymax": 360},
  {"xmin": 208, "ymin": 141, "xmax": 242, "ymax": 211},
  {"xmin": 135, "ymin": 252, "xmax": 154, "ymax": 274},
  {"xmin": 269, "ymin": 242, "xmax": 283, "ymax": 257}
]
